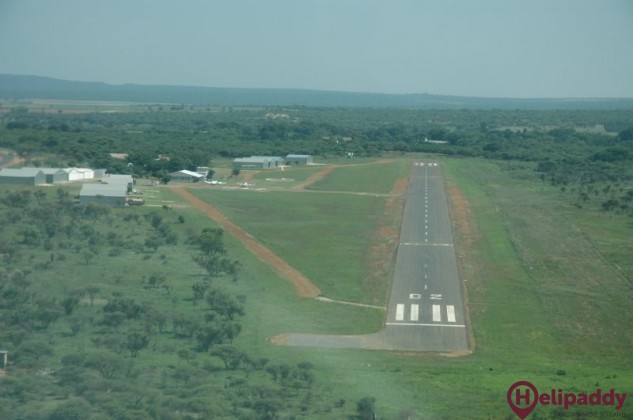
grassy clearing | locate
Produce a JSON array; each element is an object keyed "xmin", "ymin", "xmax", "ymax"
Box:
[
  {"xmin": 307, "ymin": 159, "xmax": 410, "ymax": 193},
  {"xmin": 188, "ymin": 189, "xmax": 387, "ymax": 304}
]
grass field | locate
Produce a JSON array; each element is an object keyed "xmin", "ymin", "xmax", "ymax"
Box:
[
  {"xmin": 307, "ymin": 159, "xmax": 410, "ymax": 193},
  {"xmin": 178, "ymin": 157, "xmax": 633, "ymax": 417},
  {"xmin": 2, "ymin": 156, "xmax": 631, "ymax": 418}
]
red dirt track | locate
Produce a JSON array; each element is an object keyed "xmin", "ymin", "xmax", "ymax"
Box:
[{"xmin": 170, "ymin": 187, "xmax": 321, "ymax": 298}]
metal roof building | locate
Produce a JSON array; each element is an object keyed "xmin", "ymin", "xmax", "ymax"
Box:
[
  {"xmin": 101, "ymin": 174, "xmax": 134, "ymax": 190},
  {"xmin": 79, "ymin": 183, "xmax": 128, "ymax": 206},
  {"xmin": 285, "ymin": 154, "xmax": 313, "ymax": 166},
  {"xmin": 232, "ymin": 156, "xmax": 284, "ymax": 170},
  {"xmin": 168, "ymin": 170, "xmax": 205, "ymax": 182},
  {"xmin": 24, "ymin": 167, "xmax": 69, "ymax": 184},
  {"xmin": 0, "ymin": 168, "xmax": 47, "ymax": 185}
]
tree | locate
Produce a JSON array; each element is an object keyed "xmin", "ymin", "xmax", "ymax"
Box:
[
  {"xmin": 125, "ymin": 331, "xmax": 149, "ymax": 358},
  {"xmin": 206, "ymin": 288, "xmax": 245, "ymax": 320},
  {"xmin": 195, "ymin": 323, "xmax": 224, "ymax": 351},
  {"xmin": 47, "ymin": 398, "xmax": 92, "ymax": 420},
  {"xmin": 85, "ymin": 286, "xmax": 99, "ymax": 306},
  {"xmin": 209, "ymin": 345, "xmax": 243, "ymax": 370},
  {"xmin": 61, "ymin": 295, "xmax": 80, "ymax": 315},
  {"xmin": 144, "ymin": 236, "xmax": 162, "ymax": 253},
  {"xmin": 231, "ymin": 168, "xmax": 240, "ymax": 177},
  {"xmin": 356, "ymin": 397, "xmax": 377, "ymax": 420},
  {"xmin": 195, "ymin": 228, "xmax": 226, "ymax": 255},
  {"xmin": 84, "ymin": 351, "xmax": 123, "ymax": 379},
  {"xmin": 191, "ymin": 281, "xmax": 209, "ymax": 304}
]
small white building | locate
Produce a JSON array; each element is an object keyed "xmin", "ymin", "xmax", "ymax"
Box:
[
  {"xmin": 65, "ymin": 168, "xmax": 95, "ymax": 181},
  {"xmin": 168, "ymin": 170, "xmax": 205, "ymax": 182}
]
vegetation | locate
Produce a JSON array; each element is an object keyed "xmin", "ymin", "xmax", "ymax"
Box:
[{"xmin": 0, "ymin": 102, "xmax": 631, "ymax": 417}]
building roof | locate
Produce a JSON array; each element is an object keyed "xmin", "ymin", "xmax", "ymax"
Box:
[
  {"xmin": 0, "ymin": 168, "xmax": 45, "ymax": 177},
  {"xmin": 170, "ymin": 170, "xmax": 204, "ymax": 178},
  {"xmin": 286, "ymin": 154, "xmax": 312, "ymax": 158},
  {"xmin": 102, "ymin": 174, "xmax": 134, "ymax": 184},
  {"xmin": 24, "ymin": 167, "xmax": 67, "ymax": 175},
  {"xmin": 65, "ymin": 167, "xmax": 93, "ymax": 174},
  {"xmin": 80, "ymin": 183, "xmax": 127, "ymax": 197},
  {"xmin": 234, "ymin": 156, "xmax": 283, "ymax": 163}
]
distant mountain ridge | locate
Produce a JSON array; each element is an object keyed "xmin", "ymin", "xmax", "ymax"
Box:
[{"xmin": 1, "ymin": 74, "xmax": 632, "ymax": 110}]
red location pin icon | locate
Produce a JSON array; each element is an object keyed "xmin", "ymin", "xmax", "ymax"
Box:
[{"xmin": 507, "ymin": 381, "xmax": 538, "ymax": 419}]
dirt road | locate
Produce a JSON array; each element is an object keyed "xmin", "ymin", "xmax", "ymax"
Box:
[{"xmin": 170, "ymin": 187, "xmax": 321, "ymax": 298}]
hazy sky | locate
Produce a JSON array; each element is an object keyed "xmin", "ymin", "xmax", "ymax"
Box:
[{"xmin": 1, "ymin": 0, "xmax": 632, "ymax": 98}]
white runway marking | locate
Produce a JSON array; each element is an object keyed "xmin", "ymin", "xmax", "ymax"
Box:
[
  {"xmin": 410, "ymin": 304, "xmax": 419, "ymax": 321},
  {"xmin": 386, "ymin": 322, "xmax": 465, "ymax": 328},
  {"xmin": 432, "ymin": 304, "xmax": 442, "ymax": 322},
  {"xmin": 447, "ymin": 305, "xmax": 456, "ymax": 323},
  {"xmin": 395, "ymin": 304, "xmax": 405, "ymax": 321},
  {"xmin": 430, "ymin": 294, "xmax": 442, "ymax": 300},
  {"xmin": 409, "ymin": 293, "xmax": 421, "ymax": 299}
]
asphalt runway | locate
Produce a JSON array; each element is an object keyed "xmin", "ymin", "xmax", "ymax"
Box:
[
  {"xmin": 380, "ymin": 161, "xmax": 469, "ymax": 351},
  {"xmin": 279, "ymin": 161, "xmax": 470, "ymax": 352}
]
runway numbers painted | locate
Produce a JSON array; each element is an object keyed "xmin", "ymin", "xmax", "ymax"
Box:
[
  {"xmin": 432, "ymin": 304, "xmax": 442, "ymax": 322},
  {"xmin": 410, "ymin": 304, "xmax": 419, "ymax": 321},
  {"xmin": 430, "ymin": 294, "xmax": 442, "ymax": 300},
  {"xmin": 409, "ymin": 293, "xmax": 421, "ymax": 299},
  {"xmin": 447, "ymin": 305, "xmax": 456, "ymax": 323},
  {"xmin": 395, "ymin": 304, "xmax": 405, "ymax": 321}
]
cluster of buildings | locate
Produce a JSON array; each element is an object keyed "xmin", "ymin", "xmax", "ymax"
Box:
[
  {"xmin": 0, "ymin": 166, "xmax": 135, "ymax": 207},
  {"xmin": 0, "ymin": 167, "xmax": 101, "ymax": 185},
  {"xmin": 232, "ymin": 154, "xmax": 313, "ymax": 170}
]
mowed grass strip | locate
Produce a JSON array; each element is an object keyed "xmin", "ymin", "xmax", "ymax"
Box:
[
  {"xmin": 307, "ymin": 159, "xmax": 410, "ymax": 193},
  {"xmin": 188, "ymin": 189, "xmax": 386, "ymax": 303}
]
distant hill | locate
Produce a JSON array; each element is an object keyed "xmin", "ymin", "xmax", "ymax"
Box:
[{"xmin": 1, "ymin": 74, "xmax": 632, "ymax": 110}]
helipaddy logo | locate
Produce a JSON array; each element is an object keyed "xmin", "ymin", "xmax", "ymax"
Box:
[{"xmin": 507, "ymin": 380, "xmax": 629, "ymax": 419}]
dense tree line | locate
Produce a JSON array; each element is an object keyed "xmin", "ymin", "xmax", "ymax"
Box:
[
  {"xmin": 3, "ymin": 106, "xmax": 632, "ymax": 217},
  {"xmin": 2, "ymin": 106, "xmax": 632, "ymax": 180},
  {"xmin": 0, "ymin": 188, "xmax": 369, "ymax": 418}
]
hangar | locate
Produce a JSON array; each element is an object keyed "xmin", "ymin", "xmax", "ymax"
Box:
[
  {"xmin": 285, "ymin": 154, "xmax": 313, "ymax": 166},
  {"xmin": 168, "ymin": 170, "xmax": 205, "ymax": 182},
  {"xmin": 79, "ymin": 183, "xmax": 128, "ymax": 207},
  {"xmin": 25, "ymin": 167, "xmax": 69, "ymax": 184},
  {"xmin": 232, "ymin": 156, "xmax": 284, "ymax": 170},
  {"xmin": 0, "ymin": 168, "xmax": 47, "ymax": 185}
]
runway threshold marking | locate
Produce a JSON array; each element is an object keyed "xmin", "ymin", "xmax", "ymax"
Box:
[
  {"xmin": 410, "ymin": 304, "xmax": 419, "ymax": 321},
  {"xmin": 386, "ymin": 322, "xmax": 465, "ymax": 328},
  {"xmin": 447, "ymin": 305, "xmax": 456, "ymax": 323},
  {"xmin": 432, "ymin": 304, "xmax": 442, "ymax": 322},
  {"xmin": 395, "ymin": 304, "xmax": 405, "ymax": 321}
]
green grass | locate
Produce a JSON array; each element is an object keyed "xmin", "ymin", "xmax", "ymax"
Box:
[
  {"xmin": 181, "ymin": 156, "xmax": 633, "ymax": 417},
  {"xmin": 188, "ymin": 188, "xmax": 387, "ymax": 304},
  {"xmin": 138, "ymin": 157, "xmax": 631, "ymax": 416},
  {"xmin": 308, "ymin": 159, "xmax": 410, "ymax": 193},
  {"xmin": 3, "ymin": 156, "xmax": 632, "ymax": 418}
]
